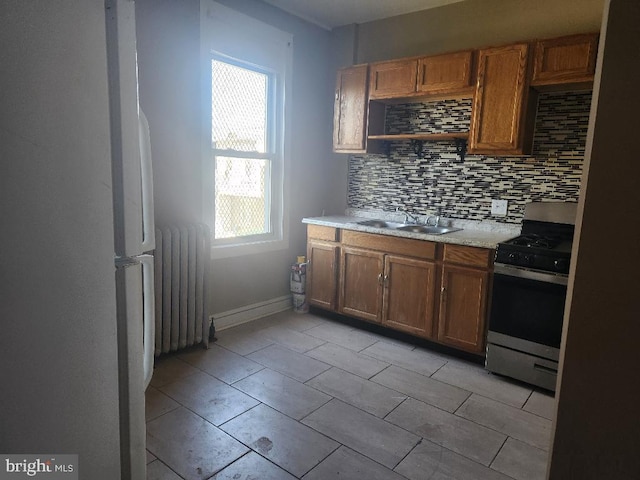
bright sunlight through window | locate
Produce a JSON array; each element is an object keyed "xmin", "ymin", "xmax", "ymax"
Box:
[
  {"xmin": 202, "ymin": 0, "xmax": 291, "ymax": 257},
  {"xmin": 211, "ymin": 60, "xmax": 273, "ymax": 240}
]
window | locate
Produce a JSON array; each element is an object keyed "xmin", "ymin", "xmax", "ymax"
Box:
[
  {"xmin": 211, "ymin": 59, "xmax": 273, "ymax": 242},
  {"xmin": 201, "ymin": 1, "xmax": 292, "ymax": 258}
]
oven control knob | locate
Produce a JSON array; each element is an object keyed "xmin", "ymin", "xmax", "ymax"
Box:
[{"xmin": 508, "ymin": 252, "xmax": 519, "ymax": 262}]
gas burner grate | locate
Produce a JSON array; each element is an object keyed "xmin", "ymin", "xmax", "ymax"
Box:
[{"xmin": 509, "ymin": 234, "xmax": 564, "ymax": 250}]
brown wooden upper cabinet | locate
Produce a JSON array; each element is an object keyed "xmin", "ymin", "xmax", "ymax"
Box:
[
  {"xmin": 417, "ymin": 51, "xmax": 474, "ymax": 95},
  {"xmin": 469, "ymin": 43, "xmax": 537, "ymax": 156},
  {"xmin": 369, "ymin": 59, "xmax": 418, "ymax": 99},
  {"xmin": 333, "ymin": 64, "xmax": 369, "ymax": 153},
  {"xmin": 369, "ymin": 51, "xmax": 474, "ymax": 100},
  {"xmin": 335, "ymin": 33, "xmax": 597, "ymax": 156},
  {"xmin": 531, "ymin": 33, "xmax": 599, "ymax": 89}
]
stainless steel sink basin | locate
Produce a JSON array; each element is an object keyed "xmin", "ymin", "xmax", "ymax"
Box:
[
  {"xmin": 356, "ymin": 219, "xmax": 404, "ymax": 228},
  {"xmin": 356, "ymin": 219, "xmax": 462, "ymax": 235},
  {"xmin": 396, "ymin": 225, "xmax": 462, "ymax": 235}
]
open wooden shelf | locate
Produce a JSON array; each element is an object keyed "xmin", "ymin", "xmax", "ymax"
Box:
[
  {"xmin": 368, "ymin": 132, "xmax": 469, "ymax": 141},
  {"xmin": 367, "ymin": 132, "xmax": 469, "ymax": 160}
]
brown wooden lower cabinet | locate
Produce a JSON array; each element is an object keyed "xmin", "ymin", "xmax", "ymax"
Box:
[
  {"xmin": 438, "ymin": 264, "xmax": 489, "ymax": 353},
  {"xmin": 306, "ymin": 225, "xmax": 492, "ymax": 355},
  {"xmin": 338, "ymin": 247, "xmax": 437, "ymax": 336},
  {"xmin": 382, "ymin": 254, "xmax": 437, "ymax": 338},
  {"xmin": 339, "ymin": 246, "xmax": 384, "ymax": 322},
  {"xmin": 306, "ymin": 239, "xmax": 339, "ymax": 310}
]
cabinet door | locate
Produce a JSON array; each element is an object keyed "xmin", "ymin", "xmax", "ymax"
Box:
[
  {"xmin": 306, "ymin": 240, "xmax": 339, "ymax": 310},
  {"xmin": 417, "ymin": 51, "xmax": 474, "ymax": 95},
  {"xmin": 470, "ymin": 43, "xmax": 535, "ymax": 155},
  {"xmin": 333, "ymin": 65, "xmax": 368, "ymax": 152},
  {"xmin": 438, "ymin": 264, "xmax": 489, "ymax": 353},
  {"xmin": 339, "ymin": 246, "xmax": 384, "ymax": 323},
  {"xmin": 382, "ymin": 255, "xmax": 436, "ymax": 339},
  {"xmin": 369, "ymin": 59, "xmax": 418, "ymax": 99},
  {"xmin": 532, "ymin": 33, "xmax": 598, "ymax": 87}
]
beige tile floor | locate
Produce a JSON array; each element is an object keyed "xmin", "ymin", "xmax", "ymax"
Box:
[{"xmin": 146, "ymin": 310, "xmax": 555, "ymax": 480}]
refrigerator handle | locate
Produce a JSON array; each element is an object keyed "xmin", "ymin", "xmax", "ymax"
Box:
[
  {"xmin": 139, "ymin": 109, "xmax": 155, "ymax": 252},
  {"xmin": 140, "ymin": 254, "xmax": 155, "ymax": 389}
]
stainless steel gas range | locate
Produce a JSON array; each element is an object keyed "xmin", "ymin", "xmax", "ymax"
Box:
[{"xmin": 485, "ymin": 202, "xmax": 577, "ymax": 391}]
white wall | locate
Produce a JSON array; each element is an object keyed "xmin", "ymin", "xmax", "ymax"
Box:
[
  {"xmin": 136, "ymin": 0, "xmax": 345, "ymax": 315},
  {"xmin": 0, "ymin": 1, "xmax": 122, "ymax": 477},
  {"xmin": 351, "ymin": 0, "xmax": 604, "ymax": 63}
]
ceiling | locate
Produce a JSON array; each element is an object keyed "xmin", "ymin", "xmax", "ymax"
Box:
[{"xmin": 261, "ymin": 0, "xmax": 466, "ymax": 30}]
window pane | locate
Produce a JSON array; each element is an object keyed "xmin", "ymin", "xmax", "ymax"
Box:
[
  {"xmin": 212, "ymin": 60, "xmax": 268, "ymax": 153},
  {"xmin": 214, "ymin": 156, "xmax": 270, "ymax": 239}
]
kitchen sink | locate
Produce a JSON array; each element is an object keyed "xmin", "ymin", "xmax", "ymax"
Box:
[
  {"xmin": 396, "ymin": 225, "xmax": 463, "ymax": 235},
  {"xmin": 356, "ymin": 219, "xmax": 462, "ymax": 235},
  {"xmin": 356, "ymin": 219, "xmax": 404, "ymax": 228}
]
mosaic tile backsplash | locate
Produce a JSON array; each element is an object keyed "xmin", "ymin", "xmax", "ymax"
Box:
[{"xmin": 348, "ymin": 91, "xmax": 592, "ymax": 224}]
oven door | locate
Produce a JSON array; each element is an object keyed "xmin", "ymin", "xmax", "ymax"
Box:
[
  {"xmin": 486, "ymin": 263, "xmax": 568, "ymax": 390},
  {"xmin": 489, "ymin": 263, "xmax": 568, "ymax": 351}
]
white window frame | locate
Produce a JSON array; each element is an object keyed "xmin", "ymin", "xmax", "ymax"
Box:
[{"xmin": 200, "ymin": 1, "xmax": 292, "ymax": 259}]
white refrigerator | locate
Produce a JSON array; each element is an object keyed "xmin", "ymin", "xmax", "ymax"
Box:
[{"xmin": 0, "ymin": 1, "xmax": 153, "ymax": 479}]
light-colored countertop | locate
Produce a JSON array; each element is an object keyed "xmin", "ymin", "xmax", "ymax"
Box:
[{"xmin": 303, "ymin": 213, "xmax": 520, "ymax": 249}]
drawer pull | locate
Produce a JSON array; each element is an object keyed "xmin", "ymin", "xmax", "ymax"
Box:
[{"xmin": 534, "ymin": 363, "xmax": 558, "ymax": 374}]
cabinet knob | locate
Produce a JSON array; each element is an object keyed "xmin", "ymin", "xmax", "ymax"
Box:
[{"xmin": 377, "ymin": 273, "xmax": 383, "ymax": 284}]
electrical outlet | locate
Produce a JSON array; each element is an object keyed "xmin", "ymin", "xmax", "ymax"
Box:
[{"xmin": 491, "ymin": 199, "xmax": 508, "ymax": 216}]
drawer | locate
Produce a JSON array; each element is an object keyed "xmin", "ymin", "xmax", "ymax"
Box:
[
  {"xmin": 307, "ymin": 225, "xmax": 338, "ymax": 242},
  {"xmin": 443, "ymin": 244, "xmax": 492, "ymax": 268},
  {"xmin": 342, "ymin": 230, "xmax": 436, "ymax": 260},
  {"xmin": 486, "ymin": 342, "xmax": 558, "ymax": 391}
]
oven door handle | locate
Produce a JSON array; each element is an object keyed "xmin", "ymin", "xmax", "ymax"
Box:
[{"xmin": 494, "ymin": 263, "xmax": 569, "ymax": 286}]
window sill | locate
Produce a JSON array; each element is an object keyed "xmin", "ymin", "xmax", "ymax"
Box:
[{"xmin": 210, "ymin": 237, "xmax": 289, "ymax": 260}]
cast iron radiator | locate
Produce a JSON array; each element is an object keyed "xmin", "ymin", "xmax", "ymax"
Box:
[{"xmin": 154, "ymin": 224, "xmax": 210, "ymax": 354}]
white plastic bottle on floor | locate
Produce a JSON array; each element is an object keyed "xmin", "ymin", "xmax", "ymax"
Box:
[{"xmin": 291, "ymin": 255, "xmax": 308, "ymax": 313}]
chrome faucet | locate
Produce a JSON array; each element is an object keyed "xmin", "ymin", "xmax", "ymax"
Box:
[
  {"xmin": 405, "ymin": 211, "xmax": 421, "ymax": 224},
  {"xmin": 428, "ymin": 214, "xmax": 440, "ymax": 227},
  {"xmin": 396, "ymin": 207, "xmax": 421, "ymax": 224}
]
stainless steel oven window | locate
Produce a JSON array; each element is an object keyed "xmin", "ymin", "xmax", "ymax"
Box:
[{"xmin": 489, "ymin": 267, "xmax": 568, "ymax": 348}]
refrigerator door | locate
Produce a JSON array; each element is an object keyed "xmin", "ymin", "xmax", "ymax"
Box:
[
  {"xmin": 107, "ymin": 0, "xmax": 155, "ymax": 258},
  {"xmin": 140, "ymin": 254, "xmax": 155, "ymax": 389},
  {"xmin": 139, "ymin": 109, "xmax": 155, "ymax": 253},
  {"xmin": 115, "ymin": 257, "xmax": 147, "ymax": 480}
]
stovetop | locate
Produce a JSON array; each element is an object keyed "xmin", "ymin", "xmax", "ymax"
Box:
[
  {"xmin": 495, "ymin": 220, "xmax": 575, "ymax": 275},
  {"xmin": 508, "ymin": 233, "xmax": 565, "ymax": 249}
]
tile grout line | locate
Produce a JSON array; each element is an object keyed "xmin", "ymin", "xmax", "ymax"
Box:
[
  {"xmin": 296, "ymin": 442, "xmax": 342, "ymax": 479},
  {"xmin": 389, "ymin": 436, "xmax": 422, "ymax": 478},
  {"xmin": 148, "ymin": 457, "xmax": 185, "ymax": 480},
  {"xmin": 148, "ymin": 312, "xmax": 549, "ymax": 479},
  {"xmin": 367, "ymin": 362, "xmax": 394, "ymax": 381},
  {"xmin": 451, "ymin": 393, "xmax": 553, "ymax": 452}
]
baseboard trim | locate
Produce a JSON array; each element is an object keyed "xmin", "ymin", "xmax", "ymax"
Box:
[{"xmin": 211, "ymin": 295, "xmax": 293, "ymax": 331}]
